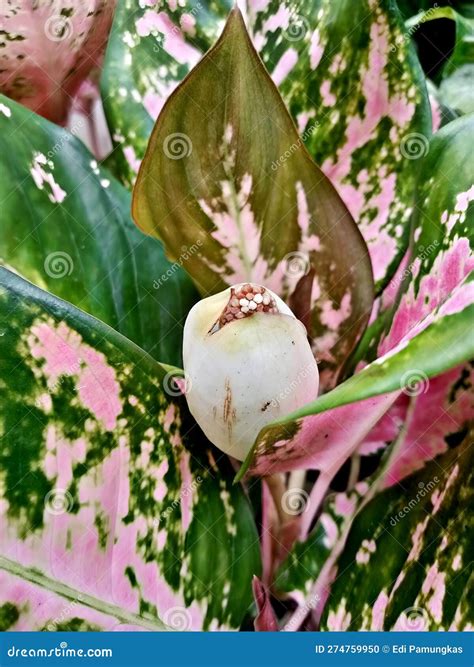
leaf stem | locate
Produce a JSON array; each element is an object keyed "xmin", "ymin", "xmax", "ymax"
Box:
[{"xmin": 0, "ymin": 555, "xmax": 167, "ymax": 631}]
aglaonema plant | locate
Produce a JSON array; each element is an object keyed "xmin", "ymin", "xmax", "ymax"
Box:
[{"xmin": 0, "ymin": 1, "xmax": 472, "ymax": 633}]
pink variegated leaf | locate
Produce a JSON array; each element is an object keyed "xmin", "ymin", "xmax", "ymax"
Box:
[
  {"xmin": 354, "ymin": 363, "xmax": 473, "ymax": 486},
  {"xmin": 0, "ymin": 268, "xmax": 260, "ymax": 631},
  {"xmin": 101, "ymin": 0, "xmax": 228, "ymax": 186},
  {"xmin": 320, "ymin": 434, "xmax": 474, "ymax": 630},
  {"xmin": 0, "ymin": 1, "xmax": 115, "ymax": 124},
  {"xmin": 276, "ymin": 427, "xmax": 474, "ymax": 631},
  {"xmin": 133, "ymin": 8, "xmax": 374, "ymax": 386},
  {"xmin": 248, "ymin": 0, "xmax": 431, "ymax": 290},
  {"xmin": 236, "ymin": 115, "xmax": 474, "ymax": 481}
]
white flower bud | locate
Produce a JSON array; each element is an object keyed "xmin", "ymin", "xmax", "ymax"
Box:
[{"xmin": 183, "ymin": 283, "xmax": 319, "ymax": 461}]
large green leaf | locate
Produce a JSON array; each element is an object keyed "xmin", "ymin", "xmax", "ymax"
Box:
[
  {"xmin": 0, "ymin": 95, "xmax": 198, "ymax": 367},
  {"xmin": 236, "ymin": 114, "xmax": 474, "ymax": 479},
  {"xmin": 0, "ymin": 268, "xmax": 260, "ymax": 630},
  {"xmin": 132, "ymin": 8, "xmax": 374, "ymax": 385},
  {"xmin": 320, "ymin": 434, "xmax": 473, "ymax": 630},
  {"xmin": 101, "ymin": 0, "xmax": 229, "ymax": 187}
]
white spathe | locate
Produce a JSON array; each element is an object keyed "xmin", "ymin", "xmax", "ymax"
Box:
[{"xmin": 183, "ymin": 284, "xmax": 319, "ymax": 461}]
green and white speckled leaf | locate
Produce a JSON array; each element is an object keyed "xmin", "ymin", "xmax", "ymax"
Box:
[
  {"xmin": 0, "ymin": 95, "xmax": 198, "ymax": 368},
  {"xmin": 133, "ymin": 8, "xmax": 374, "ymax": 386},
  {"xmin": 320, "ymin": 433, "xmax": 474, "ymax": 630},
  {"xmin": 0, "ymin": 268, "xmax": 260, "ymax": 631},
  {"xmin": 101, "ymin": 0, "xmax": 230, "ymax": 187},
  {"xmin": 250, "ymin": 0, "xmax": 431, "ymax": 290}
]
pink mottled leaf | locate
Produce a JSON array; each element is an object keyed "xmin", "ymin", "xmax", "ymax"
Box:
[
  {"xmin": 0, "ymin": 0, "xmax": 116, "ymax": 124},
  {"xmin": 250, "ymin": 0, "xmax": 431, "ymax": 290},
  {"xmin": 0, "ymin": 268, "xmax": 260, "ymax": 631},
  {"xmin": 133, "ymin": 8, "xmax": 374, "ymax": 385},
  {"xmin": 320, "ymin": 434, "xmax": 474, "ymax": 630},
  {"xmin": 236, "ymin": 115, "xmax": 474, "ymax": 481}
]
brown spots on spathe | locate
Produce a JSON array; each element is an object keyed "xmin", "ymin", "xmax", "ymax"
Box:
[{"xmin": 223, "ymin": 378, "xmax": 236, "ymax": 439}]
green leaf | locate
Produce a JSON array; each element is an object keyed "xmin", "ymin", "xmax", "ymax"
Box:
[
  {"xmin": 0, "ymin": 95, "xmax": 198, "ymax": 368},
  {"xmin": 0, "ymin": 268, "xmax": 260, "ymax": 630},
  {"xmin": 132, "ymin": 8, "xmax": 374, "ymax": 385},
  {"xmin": 320, "ymin": 433, "xmax": 474, "ymax": 630},
  {"xmin": 101, "ymin": 0, "xmax": 230, "ymax": 187},
  {"xmin": 254, "ymin": 0, "xmax": 431, "ymax": 290}
]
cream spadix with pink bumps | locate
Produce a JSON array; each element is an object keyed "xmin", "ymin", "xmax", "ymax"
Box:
[{"xmin": 183, "ymin": 283, "xmax": 319, "ymax": 461}]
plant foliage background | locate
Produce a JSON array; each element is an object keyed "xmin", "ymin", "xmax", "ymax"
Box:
[{"xmin": 0, "ymin": 0, "xmax": 472, "ymax": 632}]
